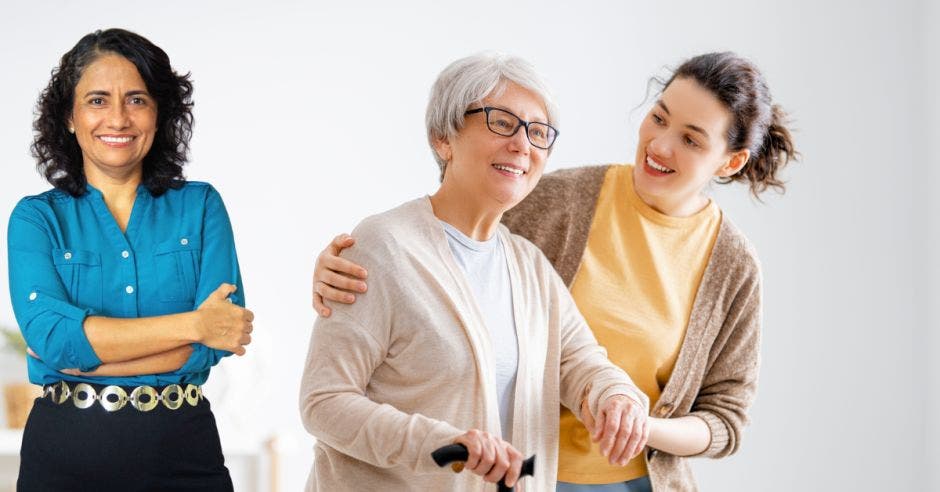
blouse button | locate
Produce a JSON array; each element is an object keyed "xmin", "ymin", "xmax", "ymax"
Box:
[
  {"xmin": 121, "ymin": 250, "xmax": 130, "ymax": 259},
  {"xmin": 125, "ymin": 285, "xmax": 135, "ymax": 294},
  {"xmin": 180, "ymin": 238, "xmax": 189, "ymax": 246},
  {"xmin": 28, "ymin": 292, "xmax": 37, "ymax": 301},
  {"xmin": 63, "ymin": 252, "xmax": 72, "ymax": 260}
]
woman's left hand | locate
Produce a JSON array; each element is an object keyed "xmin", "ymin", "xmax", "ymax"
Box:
[{"xmin": 582, "ymin": 394, "xmax": 650, "ymax": 466}]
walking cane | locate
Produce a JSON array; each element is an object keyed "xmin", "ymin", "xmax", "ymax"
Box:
[{"xmin": 432, "ymin": 444, "xmax": 536, "ymax": 492}]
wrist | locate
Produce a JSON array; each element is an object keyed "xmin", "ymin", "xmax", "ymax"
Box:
[
  {"xmin": 184, "ymin": 311, "xmax": 204, "ymax": 343},
  {"xmin": 617, "ymin": 388, "xmax": 650, "ymax": 414},
  {"xmin": 646, "ymin": 417, "xmax": 662, "ymax": 450}
]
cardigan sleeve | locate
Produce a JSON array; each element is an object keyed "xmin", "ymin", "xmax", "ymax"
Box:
[
  {"xmin": 687, "ymin": 258, "xmax": 762, "ymax": 458},
  {"xmin": 298, "ymin": 215, "xmax": 466, "ymax": 475},
  {"xmin": 299, "ymin": 309, "xmax": 463, "ymax": 474}
]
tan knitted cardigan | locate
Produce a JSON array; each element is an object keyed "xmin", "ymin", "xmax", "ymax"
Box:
[
  {"xmin": 300, "ymin": 197, "xmax": 648, "ymax": 491},
  {"xmin": 502, "ymin": 165, "xmax": 763, "ymax": 491}
]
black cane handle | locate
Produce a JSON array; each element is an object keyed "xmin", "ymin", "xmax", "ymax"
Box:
[{"xmin": 431, "ymin": 443, "xmax": 535, "ymax": 492}]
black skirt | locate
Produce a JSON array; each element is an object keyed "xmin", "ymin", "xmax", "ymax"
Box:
[{"xmin": 17, "ymin": 384, "xmax": 233, "ymax": 492}]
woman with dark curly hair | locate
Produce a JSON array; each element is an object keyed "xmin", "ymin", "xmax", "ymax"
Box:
[{"xmin": 7, "ymin": 28, "xmax": 252, "ymax": 491}]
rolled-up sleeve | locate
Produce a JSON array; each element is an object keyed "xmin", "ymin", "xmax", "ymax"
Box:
[
  {"xmin": 7, "ymin": 203, "xmax": 101, "ymax": 372},
  {"xmin": 173, "ymin": 185, "xmax": 242, "ymax": 376}
]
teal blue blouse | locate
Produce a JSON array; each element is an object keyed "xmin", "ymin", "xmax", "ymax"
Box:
[{"xmin": 6, "ymin": 181, "xmax": 243, "ymax": 386}]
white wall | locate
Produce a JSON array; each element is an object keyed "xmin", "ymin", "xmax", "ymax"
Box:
[
  {"xmin": 923, "ymin": 0, "xmax": 939, "ymax": 490},
  {"xmin": 0, "ymin": 1, "xmax": 931, "ymax": 490}
]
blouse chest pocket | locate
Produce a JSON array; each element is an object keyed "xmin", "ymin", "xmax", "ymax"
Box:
[
  {"xmin": 52, "ymin": 248, "xmax": 103, "ymax": 311},
  {"xmin": 153, "ymin": 237, "xmax": 202, "ymax": 304}
]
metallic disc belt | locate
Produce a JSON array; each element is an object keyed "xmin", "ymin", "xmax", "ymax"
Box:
[{"xmin": 42, "ymin": 381, "xmax": 203, "ymax": 412}]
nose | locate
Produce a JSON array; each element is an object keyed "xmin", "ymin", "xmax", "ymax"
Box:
[
  {"xmin": 648, "ymin": 133, "xmax": 671, "ymax": 159},
  {"xmin": 506, "ymin": 126, "xmax": 531, "ymax": 155},
  {"xmin": 107, "ymin": 102, "xmax": 131, "ymax": 130}
]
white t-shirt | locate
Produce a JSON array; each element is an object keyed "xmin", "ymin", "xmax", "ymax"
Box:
[{"xmin": 441, "ymin": 221, "xmax": 519, "ymax": 441}]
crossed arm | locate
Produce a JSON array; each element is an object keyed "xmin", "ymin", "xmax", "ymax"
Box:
[
  {"xmin": 10, "ymin": 191, "xmax": 253, "ymax": 378},
  {"xmin": 29, "ymin": 283, "xmax": 254, "ymax": 377}
]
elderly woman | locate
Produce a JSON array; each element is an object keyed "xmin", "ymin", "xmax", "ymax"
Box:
[
  {"xmin": 7, "ymin": 28, "xmax": 253, "ymax": 491},
  {"xmin": 299, "ymin": 53, "xmax": 648, "ymax": 491}
]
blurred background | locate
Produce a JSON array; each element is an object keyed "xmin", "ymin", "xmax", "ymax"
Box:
[{"xmin": 0, "ymin": 1, "xmax": 936, "ymax": 490}]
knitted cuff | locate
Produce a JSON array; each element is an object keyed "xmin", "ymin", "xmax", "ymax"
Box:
[{"xmin": 687, "ymin": 411, "xmax": 730, "ymax": 458}]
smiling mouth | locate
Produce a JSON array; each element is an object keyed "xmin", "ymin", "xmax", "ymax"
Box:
[
  {"xmin": 492, "ymin": 164, "xmax": 526, "ymax": 176},
  {"xmin": 98, "ymin": 136, "xmax": 135, "ymax": 145},
  {"xmin": 646, "ymin": 156, "xmax": 675, "ymax": 174}
]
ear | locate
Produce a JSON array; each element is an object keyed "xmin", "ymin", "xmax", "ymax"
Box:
[
  {"xmin": 716, "ymin": 149, "xmax": 750, "ymax": 178},
  {"xmin": 431, "ymin": 134, "xmax": 453, "ymax": 164}
]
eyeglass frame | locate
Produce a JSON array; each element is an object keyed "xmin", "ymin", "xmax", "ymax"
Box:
[{"xmin": 463, "ymin": 107, "xmax": 559, "ymax": 150}]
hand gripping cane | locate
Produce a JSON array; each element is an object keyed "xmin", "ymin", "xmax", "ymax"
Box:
[{"xmin": 432, "ymin": 443, "xmax": 536, "ymax": 492}]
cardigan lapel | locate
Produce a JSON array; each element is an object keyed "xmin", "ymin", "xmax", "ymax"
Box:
[
  {"xmin": 654, "ymin": 216, "xmax": 733, "ymax": 414},
  {"xmin": 499, "ymin": 226, "xmax": 531, "ymax": 451},
  {"xmin": 411, "ymin": 197, "xmax": 502, "ymax": 436}
]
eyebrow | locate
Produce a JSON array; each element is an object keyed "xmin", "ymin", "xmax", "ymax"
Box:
[
  {"xmin": 82, "ymin": 90, "xmax": 150, "ymax": 98},
  {"xmin": 656, "ymin": 100, "xmax": 710, "ymax": 138},
  {"xmin": 492, "ymin": 105, "xmax": 549, "ymax": 125},
  {"xmin": 656, "ymin": 100, "xmax": 671, "ymax": 115}
]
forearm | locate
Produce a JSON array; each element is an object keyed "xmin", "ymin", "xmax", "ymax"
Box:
[
  {"xmin": 301, "ymin": 389, "xmax": 462, "ymax": 472},
  {"xmin": 73, "ymin": 345, "xmax": 194, "ymax": 377},
  {"xmin": 647, "ymin": 416, "xmax": 711, "ymax": 456},
  {"xmin": 83, "ymin": 312, "xmax": 200, "ymax": 363}
]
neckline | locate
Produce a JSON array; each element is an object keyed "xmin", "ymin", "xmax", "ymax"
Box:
[
  {"xmin": 440, "ymin": 220, "xmax": 501, "ymax": 253},
  {"xmin": 83, "ymin": 182, "xmax": 152, "ymax": 238}
]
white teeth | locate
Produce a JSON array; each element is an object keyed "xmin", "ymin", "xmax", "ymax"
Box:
[
  {"xmin": 100, "ymin": 136, "xmax": 133, "ymax": 144},
  {"xmin": 493, "ymin": 164, "xmax": 524, "ymax": 175},
  {"xmin": 646, "ymin": 156, "xmax": 673, "ymax": 173}
]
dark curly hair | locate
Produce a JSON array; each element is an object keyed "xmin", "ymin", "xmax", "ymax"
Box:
[
  {"xmin": 654, "ymin": 52, "xmax": 799, "ymax": 198},
  {"xmin": 31, "ymin": 28, "xmax": 194, "ymax": 197}
]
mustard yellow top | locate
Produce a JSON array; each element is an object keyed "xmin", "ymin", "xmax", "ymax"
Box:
[{"xmin": 557, "ymin": 164, "xmax": 722, "ymax": 484}]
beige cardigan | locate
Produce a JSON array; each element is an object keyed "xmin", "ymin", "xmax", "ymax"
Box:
[
  {"xmin": 503, "ymin": 165, "xmax": 763, "ymax": 491},
  {"xmin": 300, "ymin": 197, "xmax": 647, "ymax": 492}
]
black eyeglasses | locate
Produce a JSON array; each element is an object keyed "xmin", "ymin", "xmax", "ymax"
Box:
[{"xmin": 464, "ymin": 107, "xmax": 559, "ymax": 150}]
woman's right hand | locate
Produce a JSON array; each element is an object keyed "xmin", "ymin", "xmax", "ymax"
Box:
[
  {"xmin": 453, "ymin": 429, "xmax": 525, "ymax": 488},
  {"xmin": 312, "ymin": 233, "xmax": 369, "ymax": 317},
  {"xmin": 195, "ymin": 283, "xmax": 254, "ymax": 355}
]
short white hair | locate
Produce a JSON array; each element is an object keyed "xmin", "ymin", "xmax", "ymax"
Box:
[{"xmin": 425, "ymin": 52, "xmax": 559, "ymax": 180}]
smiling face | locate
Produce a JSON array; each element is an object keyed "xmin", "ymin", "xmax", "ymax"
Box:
[
  {"xmin": 68, "ymin": 53, "xmax": 157, "ymax": 180},
  {"xmin": 633, "ymin": 77, "xmax": 749, "ymax": 216},
  {"xmin": 434, "ymin": 81, "xmax": 550, "ymax": 213}
]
